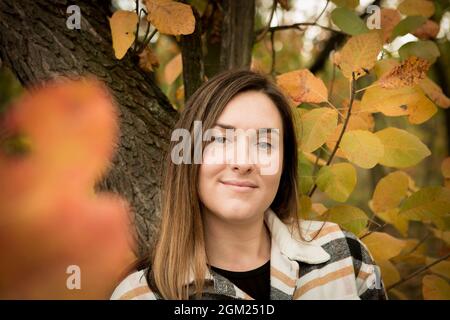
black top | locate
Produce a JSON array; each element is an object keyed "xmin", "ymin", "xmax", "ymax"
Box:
[{"xmin": 209, "ymin": 260, "xmax": 271, "ymax": 300}]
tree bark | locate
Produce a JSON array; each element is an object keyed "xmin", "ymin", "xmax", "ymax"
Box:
[
  {"xmin": 180, "ymin": 7, "xmax": 204, "ymax": 100},
  {"xmin": 0, "ymin": 0, "xmax": 179, "ymax": 256},
  {"xmin": 220, "ymin": 0, "xmax": 255, "ymax": 71}
]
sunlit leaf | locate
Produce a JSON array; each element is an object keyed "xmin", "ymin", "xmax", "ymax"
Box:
[
  {"xmin": 277, "ymin": 69, "xmax": 328, "ymax": 103},
  {"xmin": 299, "ymin": 108, "xmax": 338, "ymax": 152},
  {"xmin": 340, "ymin": 130, "xmax": 384, "ymax": 168},
  {"xmin": 375, "ymin": 127, "xmax": 431, "ymax": 168},
  {"xmin": 372, "ymin": 171, "xmax": 410, "ymax": 213},
  {"xmin": 362, "ymin": 232, "xmax": 407, "ymax": 262},
  {"xmin": 109, "ymin": 10, "xmax": 139, "ymax": 59},
  {"xmin": 145, "ymin": 0, "xmax": 195, "ymax": 35},
  {"xmin": 324, "ymin": 204, "xmax": 368, "ymax": 236},
  {"xmin": 334, "ymin": 32, "xmax": 383, "ymax": 79},
  {"xmin": 378, "ymin": 56, "xmax": 430, "ymax": 89},
  {"xmin": 316, "ymin": 163, "xmax": 357, "ymax": 202}
]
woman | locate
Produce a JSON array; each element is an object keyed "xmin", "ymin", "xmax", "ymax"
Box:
[{"xmin": 110, "ymin": 69, "xmax": 387, "ymax": 300}]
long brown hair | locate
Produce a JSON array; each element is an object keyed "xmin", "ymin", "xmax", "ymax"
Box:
[{"xmin": 147, "ymin": 69, "xmax": 300, "ymax": 299}]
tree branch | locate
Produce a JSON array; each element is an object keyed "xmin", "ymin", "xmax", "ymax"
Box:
[
  {"xmin": 386, "ymin": 253, "xmax": 450, "ymax": 291},
  {"xmin": 308, "ymin": 73, "xmax": 356, "ymax": 197}
]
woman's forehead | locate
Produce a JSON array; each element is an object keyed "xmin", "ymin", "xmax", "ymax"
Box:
[{"xmin": 215, "ymin": 91, "xmax": 284, "ymax": 131}]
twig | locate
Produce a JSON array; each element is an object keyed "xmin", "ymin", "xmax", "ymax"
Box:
[
  {"xmin": 308, "ymin": 73, "xmax": 356, "ymax": 198},
  {"xmin": 261, "ymin": 22, "xmax": 341, "ymax": 34},
  {"xmin": 355, "ymin": 82, "xmax": 380, "ymax": 93},
  {"xmin": 270, "ymin": 31, "xmax": 276, "ymax": 76},
  {"xmin": 256, "ymin": 0, "xmax": 277, "ymax": 42},
  {"xmin": 386, "ymin": 252, "xmax": 450, "ymax": 291},
  {"xmin": 329, "ymin": 62, "xmax": 336, "ymax": 99},
  {"xmin": 360, "ymin": 222, "xmax": 388, "ymax": 239},
  {"xmin": 313, "ymin": 0, "xmax": 330, "ymax": 25},
  {"xmin": 407, "ymin": 230, "xmax": 432, "ymax": 255},
  {"xmin": 137, "ymin": 28, "xmax": 157, "ymax": 54}
]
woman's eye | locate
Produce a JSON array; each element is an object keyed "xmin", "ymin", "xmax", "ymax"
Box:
[
  {"xmin": 214, "ymin": 136, "xmax": 227, "ymax": 144},
  {"xmin": 257, "ymin": 142, "xmax": 272, "ymax": 149}
]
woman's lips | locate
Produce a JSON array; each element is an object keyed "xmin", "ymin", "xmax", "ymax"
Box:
[{"xmin": 220, "ymin": 180, "xmax": 258, "ymax": 192}]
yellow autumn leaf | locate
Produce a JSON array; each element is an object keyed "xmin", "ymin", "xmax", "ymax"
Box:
[
  {"xmin": 146, "ymin": 0, "xmax": 195, "ymax": 35},
  {"xmin": 109, "ymin": 10, "xmax": 139, "ymax": 59},
  {"xmin": 422, "ymin": 275, "xmax": 450, "ymax": 300},
  {"xmin": 372, "ymin": 171, "xmax": 410, "ymax": 213},
  {"xmin": 334, "ymin": 32, "xmax": 383, "ymax": 79},
  {"xmin": 374, "ymin": 208, "xmax": 410, "ymax": 237},
  {"xmin": 326, "ymin": 116, "xmax": 373, "ymax": 159},
  {"xmin": 362, "ymin": 232, "xmax": 407, "ymax": 262},
  {"xmin": 361, "ymin": 85, "xmax": 437, "ymax": 124},
  {"xmin": 316, "ymin": 163, "xmax": 357, "ymax": 202},
  {"xmin": 276, "ymin": 69, "xmax": 328, "ymax": 103},
  {"xmin": 377, "ymin": 56, "xmax": 430, "ymax": 89},
  {"xmin": 375, "ymin": 127, "xmax": 431, "ymax": 168},
  {"xmin": 378, "ymin": 259, "xmax": 401, "ymax": 288},
  {"xmin": 398, "ymin": 0, "xmax": 435, "ymax": 18},
  {"xmin": 341, "ymin": 99, "xmax": 375, "ymax": 130},
  {"xmin": 426, "ymin": 258, "xmax": 450, "ymax": 280},
  {"xmin": 323, "ymin": 204, "xmax": 368, "ymax": 236},
  {"xmin": 374, "ymin": 58, "xmax": 400, "ymax": 78},
  {"xmin": 312, "ymin": 203, "xmax": 328, "ymax": 216},
  {"xmin": 164, "ymin": 53, "xmax": 182, "ymax": 85},
  {"xmin": 299, "ymin": 108, "xmax": 338, "ymax": 153},
  {"xmin": 380, "ymin": 8, "xmax": 402, "ymax": 43},
  {"xmin": 340, "ymin": 130, "xmax": 384, "ymax": 169},
  {"xmin": 419, "ymin": 77, "xmax": 450, "ymax": 109}
]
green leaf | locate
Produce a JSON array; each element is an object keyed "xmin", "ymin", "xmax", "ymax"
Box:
[
  {"xmin": 400, "ymin": 187, "xmax": 450, "ymax": 223},
  {"xmin": 399, "ymin": 40, "xmax": 441, "ymax": 64},
  {"xmin": 331, "ymin": 7, "xmax": 369, "ymax": 35},
  {"xmin": 299, "ymin": 108, "xmax": 338, "ymax": 153},
  {"xmin": 297, "ymin": 152, "xmax": 315, "ymax": 195},
  {"xmin": 340, "ymin": 130, "xmax": 384, "ymax": 169},
  {"xmin": 324, "ymin": 204, "xmax": 368, "ymax": 236},
  {"xmin": 316, "ymin": 163, "xmax": 357, "ymax": 202},
  {"xmin": 331, "ymin": 0, "xmax": 359, "ymax": 9},
  {"xmin": 375, "ymin": 127, "xmax": 431, "ymax": 168},
  {"xmin": 390, "ymin": 16, "xmax": 427, "ymax": 40}
]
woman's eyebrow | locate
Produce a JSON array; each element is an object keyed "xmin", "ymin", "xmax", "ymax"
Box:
[{"xmin": 214, "ymin": 122, "xmax": 280, "ymax": 135}]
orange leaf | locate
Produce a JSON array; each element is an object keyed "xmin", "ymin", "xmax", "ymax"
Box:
[
  {"xmin": 276, "ymin": 69, "xmax": 328, "ymax": 103},
  {"xmin": 413, "ymin": 19, "xmax": 440, "ymax": 40},
  {"xmin": 146, "ymin": 0, "xmax": 195, "ymax": 35},
  {"xmin": 109, "ymin": 10, "xmax": 138, "ymax": 59},
  {"xmin": 380, "ymin": 8, "xmax": 401, "ymax": 43},
  {"xmin": 378, "ymin": 56, "xmax": 430, "ymax": 89}
]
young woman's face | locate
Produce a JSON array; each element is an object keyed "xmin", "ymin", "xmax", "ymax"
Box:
[{"xmin": 198, "ymin": 90, "xmax": 284, "ymax": 224}]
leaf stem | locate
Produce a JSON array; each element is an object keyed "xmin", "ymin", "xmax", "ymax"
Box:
[{"xmin": 308, "ymin": 73, "xmax": 357, "ymax": 198}]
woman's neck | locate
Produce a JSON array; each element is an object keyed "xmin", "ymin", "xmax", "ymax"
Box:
[{"xmin": 203, "ymin": 210, "xmax": 271, "ymax": 272}]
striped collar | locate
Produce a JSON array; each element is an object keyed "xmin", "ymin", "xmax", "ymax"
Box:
[{"xmin": 187, "ymin": 208, "xmax": 331, "ymax": 299}]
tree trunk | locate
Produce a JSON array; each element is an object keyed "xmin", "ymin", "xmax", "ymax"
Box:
[
  {"xmin": 0, "ymin": 0, "xmax": 179, "ymax": 256},
  {"xmin": 220, "ymin": 0, "xmax": 255, "ymax": 71}
]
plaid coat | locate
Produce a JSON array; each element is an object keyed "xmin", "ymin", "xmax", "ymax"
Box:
[{"xmin": 110, "ymin": 209, "xmax": 387, "ymax": 300}]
